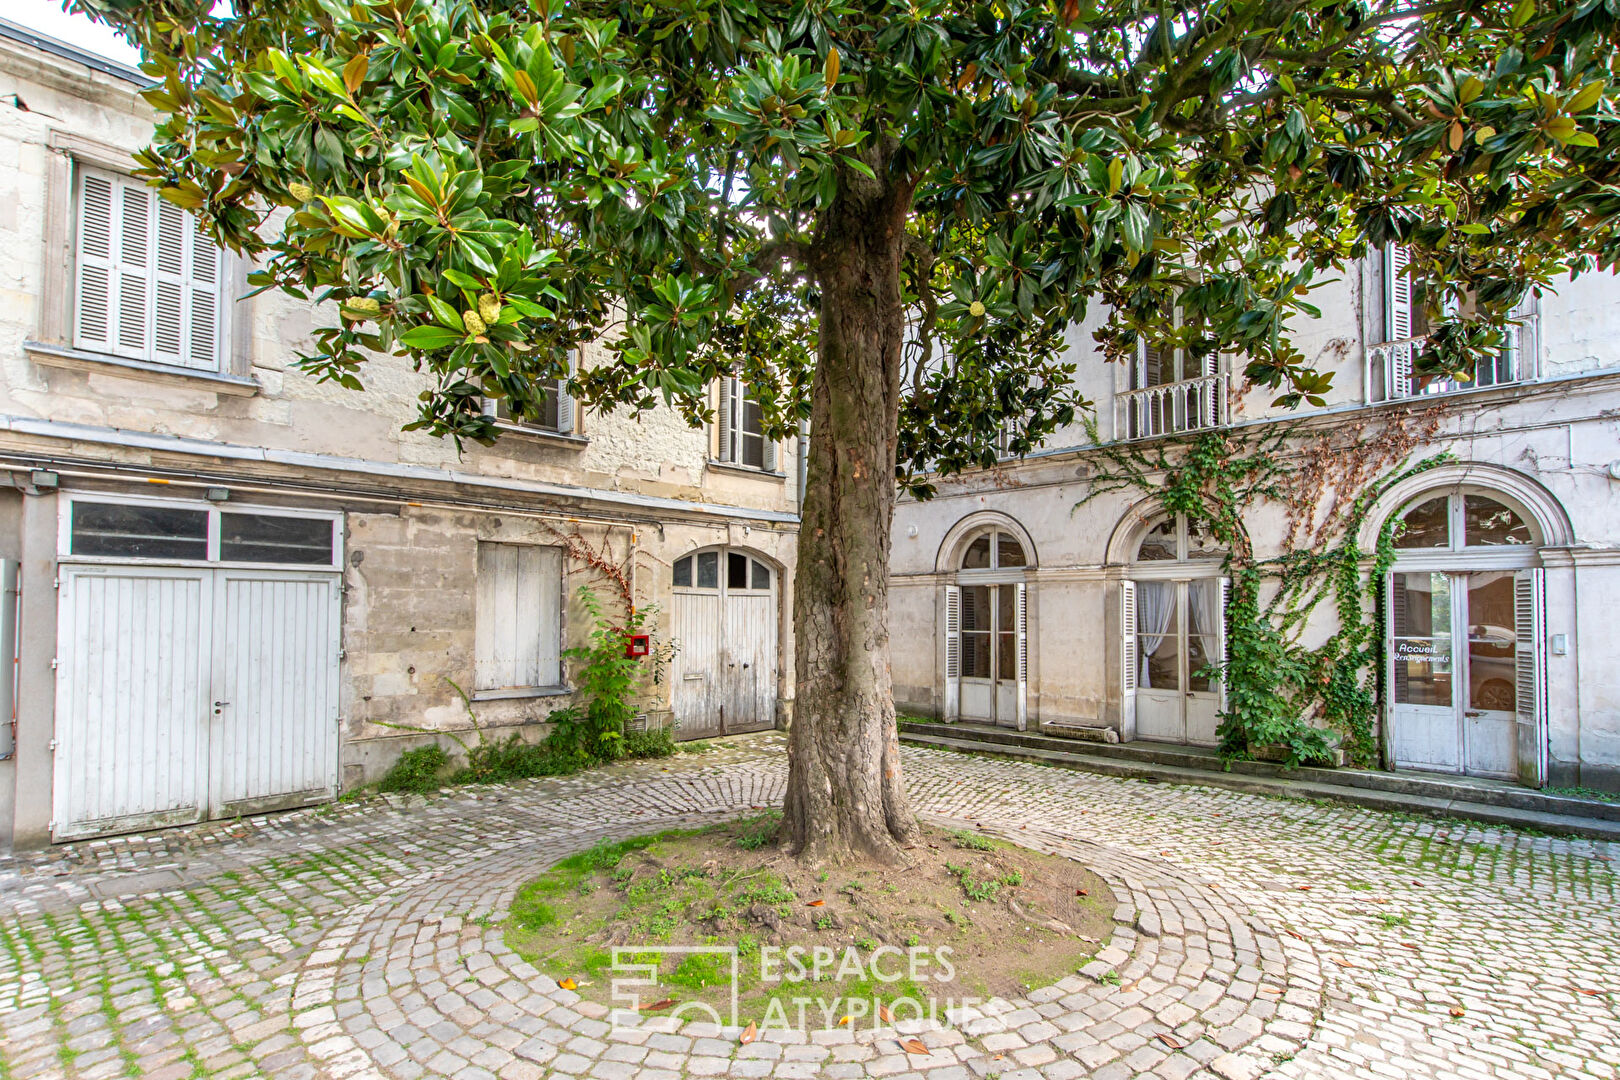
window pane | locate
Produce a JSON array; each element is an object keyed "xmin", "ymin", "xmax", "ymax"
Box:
[
  {"xmin": 1186, "ymin": 518, "xmax": 1225, "ymax": 560},
  {"xmin": 1395, "ymin": 496, "xmax": 1450, "ymax": 549},
  {"xmin": 1466, "ymin": 572, "xmax": 1517, "ymax": 712},
  {"xmin": 1391, "ymin": 571, "xmax": 1453, "ymax": 707},
  {"xmin": 996, "ymin": 583, "xmax": 1016, "ymax": 630},
  {"xmin": 1141, "ymin": 633, "xmax": 1180, "ymax": 692},
  {"xmin": 673, "ymin": 556, "xmax": 692, "ymax": 587},
  {"xmin": 1136, "ymin": 519, "xmax": 1177, "ymax": 561},
  {"xmin": 728, "ymin": 551, "xmax": 748, "ymax": 589},
  {"xmin": 962, "ymin": 535, "xmax": 991, "ymax": 569},
  {"xmin": 1463, "ymin": 495, "xmax": 1532, "ymax": 547},
  {"xmin": 219, "ymin": 513, "xmax": 334, "ymax": 565},
  {"xmin": 71, "ymin": 501, "xmax": 208, "ymax": 559},
  {"xmin": 996, "ymin": 534, "xmax": 1026, "ymax": 568},
  {"xmin": 1136, "ymin": 581, "xmax": 1180, "ymax": 690},
  {"xmin": 960, "ymin": 587, "xmax": 993, "ymax": 679},
  {"xmin": 996, "ymin": 631, "xmax": 1018, "ymax": 684},
  {"xmin": 696, "ymin": 551, "xmax": 719, "ymax": 589},
  {"xmin": 475, "ymin": 543, "xmax": 562, "ymax": 689},
  {"xmin": 751, "ymin": 560, "xmax": 771, "ymax": 590}
]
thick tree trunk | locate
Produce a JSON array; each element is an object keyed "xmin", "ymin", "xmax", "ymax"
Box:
[{"xmin": 781, "ymin": 172, "xmax": 921, "ymax": 865}]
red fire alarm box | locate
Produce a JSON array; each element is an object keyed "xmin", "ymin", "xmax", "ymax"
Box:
[{"xmin": 624, "ymin": 633, "xmax": 651, "ymax": 658}]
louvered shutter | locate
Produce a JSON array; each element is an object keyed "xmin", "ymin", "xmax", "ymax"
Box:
[
  {"xmin": 1216, "ymin": 577, "xmax": 1230, "ymax": 715},
  {"xmin": 1385, "ymin": 573, "xmax": 1405, "ymax": 723},
  {"xmin": 1014, "ymin": 582, "xmax": 1028, "ymax": 731},
  {"xmin": 187, "ymin": 214, "xmax": 221, "ymax": 369},
  {"xmin": 1513, "ymin": 569, "xmax": 1546, "ymax": 787},
  {"xmin": 717, "ymin": 375, "xmax": 734, "ymax": 461},
  {"xmin": 944, "ymin": 585, "xmax": 961, "ymax": 719},
  {"xmin": 762, "ymin": 433, "xmax": 778, "ymax": 472},
  {"xmin": 1385, "ymin": 244, "xmax": 1414, "ymax": 398},
  {"xmin": 555, "ymin": 349, "xmax": 576, "ymax": 434},
  {"xmin": 1120, "ymin": 581, "xmax": 1138, "ymax": 733},
  {"xmin": 152, "ymin": 200, "xmax": 188, "ymax": 365},
  {"xmin": 74, "ymin": 171, "xmax": 116, "ymax": 352},
  {"xmin": 116, "ymin": 180, "xmax": 151, "ymax": 358}
]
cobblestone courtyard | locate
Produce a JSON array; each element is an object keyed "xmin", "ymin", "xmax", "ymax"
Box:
[{"xmin": 0, "ymin": 734, "xmax": 1615, "ymax": 1080}]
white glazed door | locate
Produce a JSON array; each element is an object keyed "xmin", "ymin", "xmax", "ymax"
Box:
[{"xmin": 1132, "ymin": 579, "xmax": 1222, "ymax": 747}]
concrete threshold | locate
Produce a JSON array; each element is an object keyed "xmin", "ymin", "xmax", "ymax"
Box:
[{"xmin": 899, "ymin": 723, "xmax": 1620, "ymax": 843}]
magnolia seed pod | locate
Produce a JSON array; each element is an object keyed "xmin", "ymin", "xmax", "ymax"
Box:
[
  {"xmin": 462, "ymin": 310, "xmax": 487, "ymax": 336},
  {"xmin": 288, "ymin": 181, "xmax": 314, "ymax": 202},
  {"xmin": 478, "ymin": 293, "xmax": 502, "ymax": 323}
]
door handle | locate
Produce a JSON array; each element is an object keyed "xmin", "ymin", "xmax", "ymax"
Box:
[
  {"xmin": 214, "ymin": 701, "xmax": 231, "ymax": 707},
  {"xmin": 1464, "ymin": 710, "xmax": 1483, "ymax": 718}
]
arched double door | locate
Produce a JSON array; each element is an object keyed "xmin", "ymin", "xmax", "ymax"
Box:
[{"xmin": 669, "ymin": 547, "xmax": 780, "ymax": 739}]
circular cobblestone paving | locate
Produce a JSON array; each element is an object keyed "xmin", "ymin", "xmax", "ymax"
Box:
[{"xmin": 1, "ymin": 734, "xmax": 1616, "ymax": 1080}]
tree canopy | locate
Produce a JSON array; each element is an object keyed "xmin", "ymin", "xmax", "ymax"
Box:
[{"xmin": 76, "ymin": 0, "xmax": 1620, "ymax": 494}]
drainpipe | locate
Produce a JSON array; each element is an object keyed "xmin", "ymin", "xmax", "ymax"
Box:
[{"xmin": 796, "ymin": 419, "xmax": 810, "ymax": 514}]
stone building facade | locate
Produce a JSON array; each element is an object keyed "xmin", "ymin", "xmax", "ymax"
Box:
[
  {"xmin": 892, "ymin": 228, "xmax": 1620, "ymax": 793},
  {"xmin": 0, "ymin": 20, "xmax": 800, "ymax": 847}
]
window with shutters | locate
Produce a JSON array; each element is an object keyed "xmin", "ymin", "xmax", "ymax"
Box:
[
  {"xmin": 1373, "ymin": 244, "xmax": 1538, "ymax": 401},
  {"xmin": 1120, "ymin": 298, "xmax": 1226, "ymax": 439},
  {"xmin": 475, "ymin": 543, "xmax": 564, "ymax": 693},
  {"xmin": 72, "ymin": 165, "xmax": 228, "ymax": 371},
  {"xmin": 481, "ymin": 350, "xmax": 579, "ymax": 437},
  {"xmin": 714, "ymin": 374, "xmax": 778, "ymax": 472}
]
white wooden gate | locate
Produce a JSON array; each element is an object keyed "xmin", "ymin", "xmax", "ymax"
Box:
[
  {"xmin": 54, "ymin": 565, "xmax": 340, "ymax": 840},
  {"xmin": 670, "ymin": 548, "xmax": 779, "ymax": 739}
]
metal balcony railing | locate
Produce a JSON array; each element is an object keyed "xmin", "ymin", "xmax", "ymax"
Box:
[
  {"xmin": 1117, "ymin": 373, "xmax": 1228, "ymax": 440},
  {"xmin": 1368, "ymin": 314, "xmax": 1539, "ymax": 402}
]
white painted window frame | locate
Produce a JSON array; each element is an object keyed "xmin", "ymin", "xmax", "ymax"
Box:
[
  {"xmin": 473, "ymin": 541, "xmax": 566, "ymax": 695},
  {"xmin": 480, "ymin": 349, "xmax": 581, "ymax": 438},
  {"xmin": 57, "ymin": 492, "xmax": 344, "ymax": 571},
  {"xmin": 714, "ymin": 373, "xmax": 779, "ymax": 473}
]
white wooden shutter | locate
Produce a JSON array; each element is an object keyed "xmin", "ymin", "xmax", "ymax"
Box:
[
  {"xmin": 475, "ymin": 543, "xmax": 562, "ymax": 690},
  {"xmin": 944, "ymin": 585, "xmax": 961, "ymax": 719},
  {"xmin": 1120, "ymin": 580, "xmax": 1137, "ymax": 734},
  {"xmin": 74, "ymin": 170, "xmax": 116, "ymax": 352},
  {"xmin": 1384, "ymin": 573, "xmax": 1402, "ymax": 738},
  {"xmin": 555, "ymin": 349, "xmax": 576, "ymax": 434},
  {"xmin": 1384, "ymin": 244, "xmax": 1414, "ymax": 398},
  {"xmin": 762, "ymin": 433, "xmax": 778, "ymax": 472},
  {"xmin": 1216, "ymin": 577, "xmax": 1229, "ymax": 715},
  {"xmin": 73, "ymin": 166, "xmax": 224, "ymax": 369},
  {"xmin": 717, "ymin": 375, "xmax": 735, "ymax": 461},
  {"xmin": 1513, "ymin": 568, "xmax": 1546, "ymax": 787},
  {"xmin": 1014, "ymin": 582, "xmax": 1028, "ymax": 731}
]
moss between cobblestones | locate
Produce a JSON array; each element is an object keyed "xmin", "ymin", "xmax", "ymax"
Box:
[{"xmin": 503, "ymin": 816, "xmax": 1114, "ymax": 1022}]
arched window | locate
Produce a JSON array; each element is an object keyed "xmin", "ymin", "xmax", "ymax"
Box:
[
  {"xmin": 1123, "ymin": 513, "xmax": 1227, "ymax": 747},
  {"xmin": 961, "ymin": 529, "xmax": 1027, "ymax": 571},
  {"xmin": 943, "ymin": 522, "xmax": 1030, "ymax": 729},
  {"xmin": 674, "ymin": 550, "xmax": 773, "ymax": 591},
  {"xmin": 1393, "ymin": 491, "xmax": 1535, "ymax": 550}
]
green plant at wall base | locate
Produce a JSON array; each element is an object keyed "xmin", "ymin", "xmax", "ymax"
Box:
[
  {"xmin": 1077, "ymin": 417, "xmax": 1450, "ymax": 767},
  {"xmin": 377, "ymin": 745, "xmax": 449, "ymax": 794},
  {"xmin": 545, "ymin": 585, "xmax": 673, "ymax": 766}
]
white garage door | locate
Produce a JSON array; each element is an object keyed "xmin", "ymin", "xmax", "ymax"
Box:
[{"xmin": 52, "ymin": 498, "xmax": 342, "ymax": 841}]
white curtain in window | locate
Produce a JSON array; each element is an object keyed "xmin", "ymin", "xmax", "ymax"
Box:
[
  {"xmin": 1136, "ymin": 580, "xmax": 1175, "ymax": 688},
  {"xmin": 1188, "ymin": 578, "xmax": 1220, "ymax": 638}
]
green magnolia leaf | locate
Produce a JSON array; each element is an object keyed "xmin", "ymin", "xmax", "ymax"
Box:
[{"xmin": 400, "ymin": 325, "xmax": 464, "ymax": 350}]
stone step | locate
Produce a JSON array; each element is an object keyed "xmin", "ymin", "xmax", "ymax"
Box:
[{"xmin": 898, "ymin": 724, "xmax": 1620, "ymax": 841}]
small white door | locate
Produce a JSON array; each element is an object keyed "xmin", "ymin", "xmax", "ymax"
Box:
[
  {"xmin": 670, "ymin": 549, "xmax": 779, "ymax": 738},
  {"xmin": 1131, "ymin": 579, "xmax": 1223, "ymax": 746},
  {"xmin": 212, "ymin": 571, "xmax": 341, "ymax": 815},
  {"xmin": 54, "ymin": 566, "xmax": 213, "ymax": 841}
]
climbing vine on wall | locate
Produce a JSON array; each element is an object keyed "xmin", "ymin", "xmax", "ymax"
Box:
[{"xmin": 1077, "ymin": 411, "xmax": 1448, "ymax": 767}]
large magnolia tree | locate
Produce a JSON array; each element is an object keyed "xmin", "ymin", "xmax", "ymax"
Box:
[{"xmin": 83, "ymin": 0, "xmax": 1620, "ymax": 861}]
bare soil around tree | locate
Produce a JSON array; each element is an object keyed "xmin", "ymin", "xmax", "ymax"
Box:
[{"xmin": 503, "ymin": 813, "xmax": 1115, "ymax": 1020}]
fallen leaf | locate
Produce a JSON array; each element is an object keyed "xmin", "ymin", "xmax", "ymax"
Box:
[
  {"xmin": 1332, "ymin": 957, "xmax": 1354, "ymax": 968},
  {"xmin": 557, "ymin": 977, "xmax": 577, "ymax": 990},
  {"xmin": 1157, "ymin": 1033, "xmax": 1185, "ymax": 1049},
  {"xmin": 1578, "ymin": 988, "xmax": 1602, "ymax": 996},
  {"xmin": 1297, "ymin": 885, "xmax": 1312, "ymax": 891},
  {"xmin": 640, "ymin": 998, "xmax": 676, "ymax": 1012},
  {"xmin": 1402, "ymin": 942, "xmax": 1419, "ymax": 949},
  {"xmin": 1449, "ymin": 1006, "xmax": 1466, "ymax": 1017},
  {"xmin": 741, "ymin": 1021, "xmax": 757, "ymax": 1044},
  {"xmin": 878, "ymin": 1004, "xmax": 894, "ymax": 1023},
  {"xmin": 1075, "ymin": 888, "xmax": 1089, "ymax": 897},
  {"xmin": 900, "ymin": 1038, "xmax": 929, "ymax": 1055},
  {"xmin": 807, "ymin": 899, "xmax": 826, "ymax": 907},
  {"xmin": 1285, "ymin": 930, "xmax": 1304, "ymax": 940},
  {"xmin": 838, "ymin": 1015, "xmax": 852, "ymax": 1027}
]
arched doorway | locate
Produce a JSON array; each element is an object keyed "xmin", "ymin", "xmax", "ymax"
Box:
[
  {"xmin": 1385, "ymin": 488, "xmax": 1543, "ymax": 780},
  {"xmin": 944, "ymin": 524, "xmax": 1029, "ymax": 728},
  {"xmin": 1123, "ymin": 514, "xmax": 1227, "ymax": 746},
  {"xmin": 669, "ymin": 547, "xmax": 779, "ymax": 739}
]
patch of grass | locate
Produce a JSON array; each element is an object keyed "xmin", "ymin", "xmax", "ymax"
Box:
[
  {"xmin": 949, "ymin": 829, "xmax": 998, "ymax": 852},
  {"xmin": 1374, "ymin": 912, "xmax": 1411, "ymax": 929},
  {"xmin": 734, "ymin": 810, "xmax": 781, "ymax": 851},
  {"xmin": 622, "ymin": 727, "xmax": 677, "ymax": 759},
  {"xmin": 945, "ymin": 862, "xmax": 1023, "ymax": 903},
  {"xmin": 1545, "ymin": 784, "xmax": 1620, "ymax": 804},
  {"xmin": 677, "ymin": 740, "xmax": 714, "ymax": 753},
  {"xmin": 377, "ymin": 745, "xmax": 449, "ymax": 794}
]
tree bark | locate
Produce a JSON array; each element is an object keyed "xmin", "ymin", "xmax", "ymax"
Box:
[{"xmin": 781, "ymin": 167, "xmax": 921, "ymax": 865}]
